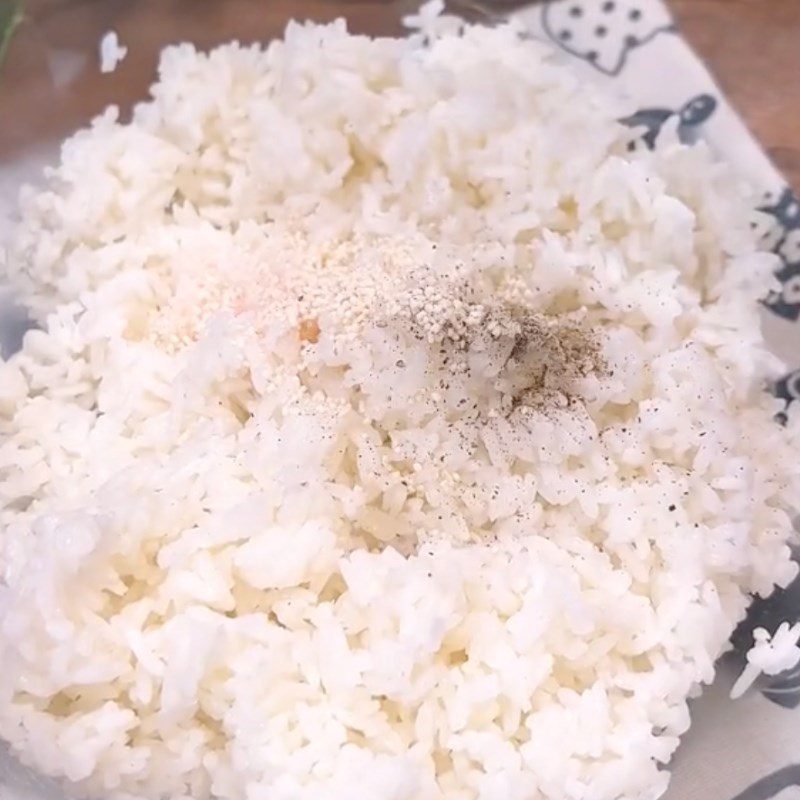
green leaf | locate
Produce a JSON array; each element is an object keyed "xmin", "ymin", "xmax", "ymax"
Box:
[{"xmin": 0, "ymin": 0, "xmax": 23, "ymax": 72}]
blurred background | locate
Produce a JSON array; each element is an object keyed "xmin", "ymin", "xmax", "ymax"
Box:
[{"xmin": 0, "ymin": 0, "xmax": 798, "ymax": 190}]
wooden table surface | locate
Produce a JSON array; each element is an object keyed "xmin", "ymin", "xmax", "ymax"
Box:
[{"xmin": 2, "ymin": 0, "xmax": 799, "ymax": 190}]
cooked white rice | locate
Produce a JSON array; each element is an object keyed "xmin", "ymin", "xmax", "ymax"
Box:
[
  {"xmin": 730, "ymin": 622, "xmax": 800, "ymax": 699},
  {"xmin": 99, "ymin": 31, "xmax": 127, "ymax": 75},
  {"xmin": 1, "ymin": 10, "xmax": 799, "ymax": 800}
]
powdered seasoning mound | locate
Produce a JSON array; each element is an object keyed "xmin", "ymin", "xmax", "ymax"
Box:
[{"xmin": 1, "ymin": 11, "xmax": 799, "ymax": 800}]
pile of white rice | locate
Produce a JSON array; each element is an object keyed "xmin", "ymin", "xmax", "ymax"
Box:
[{"xmin": 1, "ymin": 10, "xmax": 799, "ymax": 800}]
